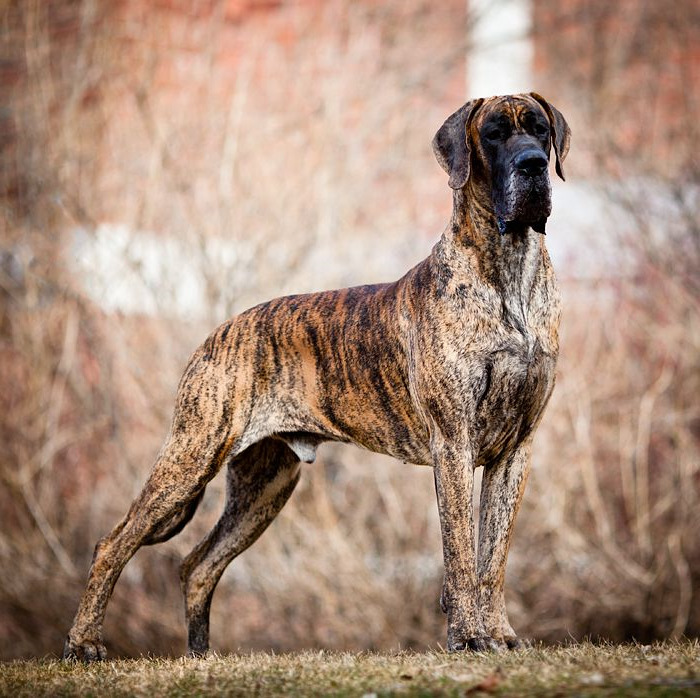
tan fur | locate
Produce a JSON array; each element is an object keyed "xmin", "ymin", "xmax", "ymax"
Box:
[{"xmin": 63, "ymin": 93, "xmax": 570, "ymax": 660}]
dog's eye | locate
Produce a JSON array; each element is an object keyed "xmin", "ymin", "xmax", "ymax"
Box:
[
  {"xmin": 484, "ymin": 127, "xmax": 504, "ymax": 142},
  {"xmin": 534, "ymin": 123, "xmax": 549, "ymax": 138}
]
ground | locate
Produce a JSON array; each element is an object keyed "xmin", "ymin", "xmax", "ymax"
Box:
[{"xmin": 1, "ymin": 641, "xmax": 698, "ymax": 696}]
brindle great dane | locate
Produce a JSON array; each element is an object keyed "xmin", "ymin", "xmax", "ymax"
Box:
[{"xmin": 64, "ymin": 93, "xmax": 570, "ymax": 660}]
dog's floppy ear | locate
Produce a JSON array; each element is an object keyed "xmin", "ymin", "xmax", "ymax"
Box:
[
  {"xmin": 530, "ymin": 92, "xmax": 571, "ymax": 181},
  {"xmin": 432, "ymin": 98, "xmax": 484, "ymax": 189}
]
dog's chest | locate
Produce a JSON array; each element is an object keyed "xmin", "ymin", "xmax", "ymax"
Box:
[{"xmin": 474, "ymin": 337, "xmax": 556, "ymax": 467}]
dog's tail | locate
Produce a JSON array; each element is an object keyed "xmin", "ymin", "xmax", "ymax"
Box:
[{"xmin": 142, "ymin": 488, "xmax": 206, "ymax": 545}]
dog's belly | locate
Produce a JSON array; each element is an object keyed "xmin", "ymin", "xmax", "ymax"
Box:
[
  {"xmin": 253, "ymin": 376, "xmax": 431, "ymax": 466},
  {"xmin": 268, "ymin": 347, "xmax": 432, "ymax": 465},
  {"xmin": 313, "ymin": 379, "xmax": 432, "ymax": 465},
  {"xmin": 211, "ymin": 282, "xmax": 433, "ymax": 466},
  {"xmin": 474, "ymin": 343, "xmax": 556, "ymax": 468}
]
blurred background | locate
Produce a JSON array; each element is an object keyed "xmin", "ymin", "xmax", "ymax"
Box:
[{"xmin": 1, "ymin": 0, "xmax": 698, "ymax": 659}]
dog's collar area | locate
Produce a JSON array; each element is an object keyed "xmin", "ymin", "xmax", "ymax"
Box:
[{"xmin": 497, "ymin": 217, "xmax": 547, "ymax": 236}]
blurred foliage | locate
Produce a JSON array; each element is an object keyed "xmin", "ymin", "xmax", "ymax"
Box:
[{"xmin": 0, "ymin": 0, "xmax": 698, "ymax": 659}]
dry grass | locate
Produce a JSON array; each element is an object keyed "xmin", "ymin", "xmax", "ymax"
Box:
[{"xmin": 2, "ymin": 641, "xmax": 699, "ymax": 697}]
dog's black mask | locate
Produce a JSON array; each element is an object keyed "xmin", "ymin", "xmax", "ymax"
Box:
[{"xmin": 481, "ymin": 105, "xmax": 553, "ymax": 234}]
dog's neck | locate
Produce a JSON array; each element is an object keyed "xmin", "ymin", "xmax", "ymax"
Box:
[{"xmin": 437, "ymin": 186, "xmax": 546, "ymax": 332}]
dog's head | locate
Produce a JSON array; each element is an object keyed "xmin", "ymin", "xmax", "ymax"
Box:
[{"xmin": 432, "ymin": 93, "xmax": 571, "ymax": 234}]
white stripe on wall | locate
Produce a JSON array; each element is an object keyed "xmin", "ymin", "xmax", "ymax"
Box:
[{"xmin": 467, "ymin": 0, "xmax": 533, "ymax": 98}]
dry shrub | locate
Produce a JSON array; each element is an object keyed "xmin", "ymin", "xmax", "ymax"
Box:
[
  {"xmin": 511, "ymin": 171, "xmax": 700, "ymax": 642},
  {"xmin": 0, "ymin": 0, "xmax": 459, "ymax": 658},
  {"xmin": 0, "ymin": 0, "xmax": 698, "ymax": 660},
  {"xmin": 518, "ymin": 0, "xmax": 700, "ymax": 643}
]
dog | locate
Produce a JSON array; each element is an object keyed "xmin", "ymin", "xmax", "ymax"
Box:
[{"xmin": 63, "ymin": 92, "xmax": 570, "ymax": 660}]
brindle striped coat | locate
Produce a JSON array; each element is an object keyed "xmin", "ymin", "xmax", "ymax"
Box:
[{"xmin": 64, "ymin": 93, "xmax": 570, "ymax": 660}]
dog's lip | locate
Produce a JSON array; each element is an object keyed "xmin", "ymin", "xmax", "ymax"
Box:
[
  {"xmin": 513, "ymin": 168, "xmax": 549, "ymax": 182},
  {"xmin": 497, "ymin": 215, "xmax": 549, "ymax": 236}
]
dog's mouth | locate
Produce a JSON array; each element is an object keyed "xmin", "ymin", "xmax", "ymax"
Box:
[{"xmin": 494, "ymin": 170, "xmax": 552, "ymax": 235}]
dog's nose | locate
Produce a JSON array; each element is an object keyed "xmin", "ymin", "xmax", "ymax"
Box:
[{"xmin": 515, "ymin": 149, "xmax": 548, "ymax": 177}]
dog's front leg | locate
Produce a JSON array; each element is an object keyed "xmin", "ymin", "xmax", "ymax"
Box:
[
  {"xmin": 433, "ymin": 437, "xmax": 499, "ymax": 652},
  {"xmin": 477, "ymin": 438, "xmax": 532, "ymax": 648}
]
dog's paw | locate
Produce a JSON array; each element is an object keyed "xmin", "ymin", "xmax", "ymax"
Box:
[
  {"xmin": 186, "ymin": 647, "xmax": 212, "ymax": 659},
  {"xmin": 448, "ymin": 634, "xmax": 501, "ymax": 653},
  {"xmin": 468, "ymin": 635, "xmax": 502, "ymax": 652},
  {"xmin": 63, "ymin": 635, "xmax": 107, "ymax": 662},
  {"xmin": 504, "ymin": 635, "xmax": 532, "ymax": 650}
]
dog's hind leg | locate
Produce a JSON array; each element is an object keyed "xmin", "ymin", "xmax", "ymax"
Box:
[
  {"xmin": 180, "ymin": 437, "xmax": 301, "ymax": 657},
  {"xmin": 63, "ymin": 386, "xmax": 235, "ymax": 662}
]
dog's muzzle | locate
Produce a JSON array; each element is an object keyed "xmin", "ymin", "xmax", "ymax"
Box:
[{"xmin": 496, "ymin": 146, "xmax": 552, "ymax": 235}]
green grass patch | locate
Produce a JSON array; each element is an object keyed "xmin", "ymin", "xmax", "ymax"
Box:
[{"xmin": 1, "ymin": 640, "xmax": 698, "ymax": 697}]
